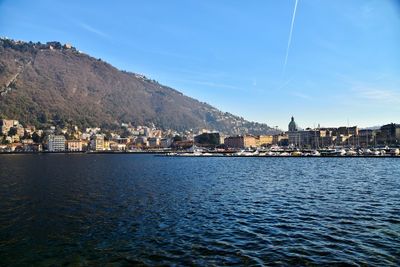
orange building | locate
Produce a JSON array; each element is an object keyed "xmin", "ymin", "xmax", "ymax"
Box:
[{"xmin": 66, "ymin": 140, "xmax": 83, "ymax": 151}]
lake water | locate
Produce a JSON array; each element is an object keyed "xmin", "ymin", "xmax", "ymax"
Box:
[{"xmin": 0, "ymin": 154, "xmax": 399, "ymax": 266}]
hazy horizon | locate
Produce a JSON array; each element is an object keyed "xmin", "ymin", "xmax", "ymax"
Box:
[{"xmin": 1, "ymin": 0, "xmax": 399, "ymax": 130}]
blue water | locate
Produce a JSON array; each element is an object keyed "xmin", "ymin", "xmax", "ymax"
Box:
[{"xmin": 0, "ymin": 154, "xmax": 399, "ymax": 266}]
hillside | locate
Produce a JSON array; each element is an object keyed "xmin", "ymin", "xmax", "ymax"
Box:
[{"xmin": 0, "ymin": 38, "xmax": 274, "ymax": 135}]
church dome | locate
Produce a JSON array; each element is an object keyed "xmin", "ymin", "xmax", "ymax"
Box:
[{"xmin": 288, "ymin": 116, "xmax": 298, "ymax": 132}]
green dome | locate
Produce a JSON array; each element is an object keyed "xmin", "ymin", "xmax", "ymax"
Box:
[{"xmin": 288, "ymin": 116, "xmax": 298, "ymax": 132}]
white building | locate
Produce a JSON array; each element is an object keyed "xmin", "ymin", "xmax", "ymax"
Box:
[
  {"xmin": 91, "ymin": 134, "xmax": 105, "ymax": 151},
  {"xmin": 47, "ymin": 135, "xmax": 66, "ymax": 152}
]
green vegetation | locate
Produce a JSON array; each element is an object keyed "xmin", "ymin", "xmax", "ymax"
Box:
[
  {"xmin": 194, "ymin": 132, "xmax": 220, "ymax": 146},
  {"xmin": 0, "ymin": 38, "xmax": 274, "ymax": 135},
  {"xmin": 7, "ymin": 127, "xmax": 17, "ymax": 136}
]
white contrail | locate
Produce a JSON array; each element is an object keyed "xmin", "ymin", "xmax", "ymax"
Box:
[{"xmin": 283, "ymin": 0, "xmax": 299, "ymax": 76}]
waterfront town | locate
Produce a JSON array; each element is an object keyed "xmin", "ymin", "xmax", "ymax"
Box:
[{"xmin": 0, "ymin": 117, "xmax": 399, "ymax": 156}]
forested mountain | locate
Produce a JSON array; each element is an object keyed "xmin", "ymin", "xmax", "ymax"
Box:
[{"xmin": 0, "ymin": 38, "xmax": 274, "ymax": 134}]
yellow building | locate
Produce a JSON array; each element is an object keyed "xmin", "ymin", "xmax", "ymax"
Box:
[
  {"xmin": 256, "ymin": 135, "xmax": 273, "ymax": 147},
  {"xmin": 104, "ymin": 140, "xmax": 111, "ymax": 150},
  {"xmin": 224, "ymin": 135, "xmax": 257, "ymax": 148}
]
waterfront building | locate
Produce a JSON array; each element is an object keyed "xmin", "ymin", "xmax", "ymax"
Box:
[
  {"xmin": 104, "ymin": 140, "xmax": 111, "ymax": 150},
  {"xmin": 244, "ymin": 135, "xmax": 257, "ymax": 148},
  {"xmin": 288, "ymin": 117, "xmax": 361, "ymax": 148},
  {"xmin": 22, "ymin": 140, "xmax": 42, "ymax": 152},
  {"xmin": 160, "ymin": 138, "xmax": 172, "ymax": 148},
  {"xmin": 26, "ymin": 143, "xmax": 43, "ymax": 152},
  {"xmin": 359, "ymin": 129, "xmax": 374, "ymax": 137},
  {"xmin": 374, "ymin": 123, "xmax": 400, "ymax": 145},
  {"xmin": 256, "ymin": 135, "xmax": 273, "ymax": 147},
  {"xmin": 381, "ymin": 123, "xmax": 400, "ymax": 140},
  {"xmin": 224, "ymin": 135, "xmax": 257, "ymax": 148},
  {"xmin": 47, "ymin": 135, "xmax": 66, "ymax": 152},
  {"xmin": 288, "ymin": 116, "xmax": 302, "ymax": 147},
  {"xmin": 219, "ymin": 134, "xmax": 226, "ymax": 145},
  {"xmin": 272, "ymin": 133, "xmax": 289, "ymax": 146},
  {"xmin": 66, "ymin": 140, "xmax": 83, "ymax": 151},
  {"xmin": 288, "ymin": 130, "xmax": 312, "ymax": 148},
  {"xmin": 319, "ymin": 135, "xmax": 336, "ymax": 147},
  {"xmin": 337, "ymin": 126, "xmax": 358, "ymax": 136},
  {"xmin": 148, "ymin": 137, "xmax": 161, "ymax": 147},
  {"xmin": 288, "ymin": 117, "xmax": 304, "ymax": 147},
  {"xmin": 109, "ymin": 141, "xmax": 126, "ymax": 151},
  {"xmin": 317, "ymin": 127, "xmax": 359, "ymax": 147},
  {"xmin": 91, "ymin": 134, "xmax": 105, "ymax": 151},
  {"xmin": 82, "ymin": 141, "xmax": 90, "ymax": 151},
  {"xmin": 135, "ymin": 136, "xmax": 148, "ymax": 147},
  {"xmin": 290, "ymin": 128, "xmax": 354, "ymax": 148}
]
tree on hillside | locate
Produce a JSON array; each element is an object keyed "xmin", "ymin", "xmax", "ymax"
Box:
[
  {"xmin": 8, "ymin": 127, "xmax": 17, "ymax": 136},
  {"xmin": 173, "ymin": 135, "xmax": 182, "ymax": 142},
  {"xmin": 22, "ymin": 131, "xmax": 31, "ymax": 140},
  {"xmin": 32, "ymin": 132, "xmax": 41, "ymax": 143}
]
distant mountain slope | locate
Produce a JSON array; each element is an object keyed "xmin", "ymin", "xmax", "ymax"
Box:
[{"xmin": 0, "ymin": 38, "xmax": 274, "ymax": 134}]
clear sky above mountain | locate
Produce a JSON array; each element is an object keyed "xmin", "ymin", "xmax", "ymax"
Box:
[{"xmin": 1, "ymin": 0, "xmax": 399, "ymax": 129}]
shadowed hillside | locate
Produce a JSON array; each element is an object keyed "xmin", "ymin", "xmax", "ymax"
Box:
[{"xmin": 0, "ymin": 38, "xmax": 274, "ymax": 134}]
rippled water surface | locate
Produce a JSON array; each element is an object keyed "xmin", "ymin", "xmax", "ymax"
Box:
[{"xmin": 0, "ymin": 154, "xmax": 399, "ymax": 266}]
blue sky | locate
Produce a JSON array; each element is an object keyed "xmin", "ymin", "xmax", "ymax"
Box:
[{"xmin": 1, "ymin": 0, "xmax": 399, "ymax": 129}]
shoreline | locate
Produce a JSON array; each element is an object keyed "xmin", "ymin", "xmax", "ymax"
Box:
[
  {"xmin": 0, "ymin": 151, "xmax": 399, "ymax": 158},
  {"xmin": 0, "ymin": 151, "xmax": 168, "ymax": 155}
]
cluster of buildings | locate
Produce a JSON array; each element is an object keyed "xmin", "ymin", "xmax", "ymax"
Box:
[
  {"xmin": 286, "ymin": 117, "xmax": 400, "ymax": 149},
  {"xmin": 190, "ymin": 117, "xmax": 400, "ymax": 150},
  {"xmin": 0, "ymin": 119, "xmax": 181, "ymax": 152},
  {"xmin": 0, "ymin": 117, "xmax": 399, "ymax": 153}
]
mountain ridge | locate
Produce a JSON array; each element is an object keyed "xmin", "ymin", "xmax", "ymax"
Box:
[{"xmin": 0, "ymin": 38, "xmax": 275, "ymax": 135}]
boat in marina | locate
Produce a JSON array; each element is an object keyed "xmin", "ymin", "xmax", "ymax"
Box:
[
  {"xmin": 163, "ymin": 146, "xmax": 400, "ymax": 157},
  {"xmin": 291, "ymin": 151, "xmax": 302, "ymax": 156},
  {"xmin": 310, "ymin": 150, "xmax": 321, "ymax": 156},
  {"xmin": 346, "ymin": 150, "xmax": 357, "ymax": 156}
]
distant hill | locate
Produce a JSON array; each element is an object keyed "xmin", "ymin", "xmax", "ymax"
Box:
[{"xmin": 0, "ymin": 38, "xmax": 275, "ymax": 135}]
